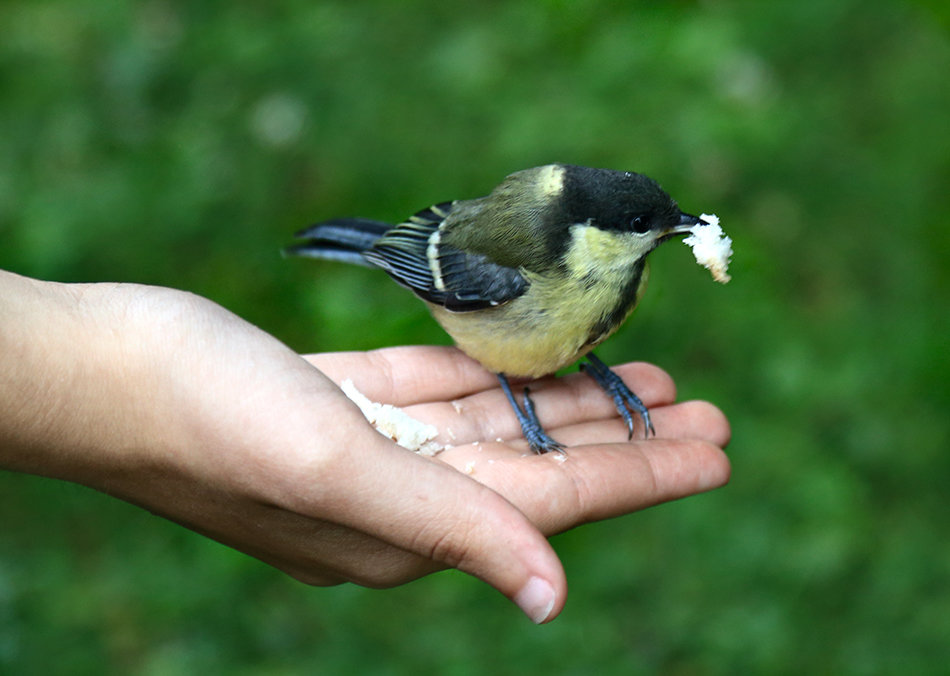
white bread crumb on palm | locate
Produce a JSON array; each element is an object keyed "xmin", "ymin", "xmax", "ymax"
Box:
[{"xmin": 341, "ymin": 379, "xmax": 443, "ymax": 455}]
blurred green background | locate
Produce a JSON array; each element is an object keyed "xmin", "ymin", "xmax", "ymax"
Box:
[{"xmin": 2, "ymin": 0, "xmax": 948, "ymax": 673}]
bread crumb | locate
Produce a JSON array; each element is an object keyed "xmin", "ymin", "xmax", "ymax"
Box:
[
  {"xmin": 464, "ymin": 461, "xmax": 476, "ymax": 475},
  {"xmin": 683, "ymin": 213, "xmax": 732, "ymax": 283},
  {"xmin": 451, "ymin": 400, "xmax": 464, "ymax": 414},
  {"xmin": 340, "ymin": 379, "xmax": 443, "ymax": 455}
]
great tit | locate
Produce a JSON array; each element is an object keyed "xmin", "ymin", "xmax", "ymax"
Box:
[{"xmin": 288, "ymin": 164, "xmax": 709, "ymax": 453}]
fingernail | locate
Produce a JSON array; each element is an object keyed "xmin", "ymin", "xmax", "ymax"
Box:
[{"xmin": 514, "ymin": 576, "xmax": 556, "ymax": 624}]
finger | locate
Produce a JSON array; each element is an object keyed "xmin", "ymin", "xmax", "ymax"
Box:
[
  {"xmin": 642, "ymin": 400, "xmax": 731, "ymax": 446},
  {"xmin": 404, "ymin": 362, "xmax": 677, "ymax": 446},
  {"xmin": 536, "ymin": 400, "xmax": 732, "ymax": 448},
  {"xmin": 303, "ymin": 346, "xmax": 498, "ymax": 405},
  {"xmin": 285, "ymin": 428, "xmax": 568, "ymax": 624},
  {"xmin": 438, "ymin": 438, "xmax": 731, "ymax": 534}
]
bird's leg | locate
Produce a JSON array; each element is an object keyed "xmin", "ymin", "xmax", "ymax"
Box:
[
  {"xmin": 497, "ymin": 374, "xmax": 565, "ymax": 454},
  {"xmin": 581, "ymin": 352, "xmax": 655, "ymax": 439}
]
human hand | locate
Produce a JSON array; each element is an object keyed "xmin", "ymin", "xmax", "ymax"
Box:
[
  {"xmin": 309, "ymin": 346, "xmax": 731, "ymax": 542},
  {"xmin": 0, "ymin": 273, "xmax": 730, "ymax": 623}
]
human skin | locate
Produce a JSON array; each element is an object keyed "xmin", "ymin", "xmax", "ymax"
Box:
[{"xmin": 0, "ymin": 269, "xmax": 730, "ymax": 623}]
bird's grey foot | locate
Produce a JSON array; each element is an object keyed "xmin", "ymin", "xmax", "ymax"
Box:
[
  {"xmin": 497, "ymin": 374, "xmax": 566, "ymax": 454},
  {"xmin": 581, "ymin": 352, "xmax": 655, "ymax": 439}
]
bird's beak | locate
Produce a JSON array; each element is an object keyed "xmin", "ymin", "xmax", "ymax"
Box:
[{"xmin": 662, "ymin": 212, "xmax": 706, "ymax": 240}]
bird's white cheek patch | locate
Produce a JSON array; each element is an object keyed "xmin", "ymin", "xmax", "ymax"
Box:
[{"xmin": 565, "ymin": 224, "xmax": 652, "ymax": 277}]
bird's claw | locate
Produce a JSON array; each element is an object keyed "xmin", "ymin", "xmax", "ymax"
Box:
[
  {"xmin": 497, "ymin": 375, "xmax": 566, "ymax": 454},
  {"xmin": 582, "ymin": 354, "xmax": 655, "ymax": 439}
]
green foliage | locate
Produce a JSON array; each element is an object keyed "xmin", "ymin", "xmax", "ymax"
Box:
[{"xmin": 2, "ymin": 0, "xmax": 948, "ymax": 673}]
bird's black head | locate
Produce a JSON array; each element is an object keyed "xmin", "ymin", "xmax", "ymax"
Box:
[
  {"xmin": 560, "ymin": 165, "xmax": 694, "ymax": 237},
  {"xmin": 474, "ymin": 164, "xmax": 705, "ymax": 271}
]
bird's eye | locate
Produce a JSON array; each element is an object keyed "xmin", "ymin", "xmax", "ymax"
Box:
[{"xmin": 631, "ymin": 215, "xmax": 650, "ymax": 233}]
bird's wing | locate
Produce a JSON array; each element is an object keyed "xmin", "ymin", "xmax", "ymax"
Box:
[{"xmin": 363, "ymin": 202, "xmax": 528, "ymax": 311}]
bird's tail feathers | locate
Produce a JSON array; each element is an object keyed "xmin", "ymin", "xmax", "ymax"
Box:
[{"xmin": 285, "ymin": 218, "xmax": 391, "ymax": 266}]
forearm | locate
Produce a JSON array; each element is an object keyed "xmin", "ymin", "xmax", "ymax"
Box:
[
  {"xmin": 0, "ymin": 269, "xmax": 345, "ymax": 505},
  {"xmin": 0, "ymin": 270, "xmax": 150, "ymax": 483}
]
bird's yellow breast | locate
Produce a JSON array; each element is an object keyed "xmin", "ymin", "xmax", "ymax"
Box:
[{"xmin": 429, "ymin": 225, "xmax": 651, "ymax": 377}]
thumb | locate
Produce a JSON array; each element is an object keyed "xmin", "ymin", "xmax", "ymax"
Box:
[{"xmin": 310, "ymin": 432, "xmax": 567, "ymax": 623}]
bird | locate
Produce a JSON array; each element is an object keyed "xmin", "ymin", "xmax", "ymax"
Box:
[{"xmin": 287, "ymin": 163, "xmax": 710, "ymax": 453}]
